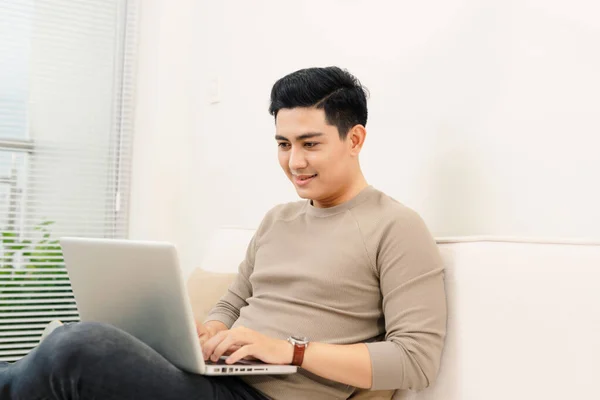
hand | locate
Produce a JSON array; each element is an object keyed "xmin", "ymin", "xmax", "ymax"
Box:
[
  {"xmin": 202, "ymin": 326, "xmax": 294, "ymax": 365},
  {"xmin": 196, "ymin": 321, "xmax": 227, "ymax": 346}
]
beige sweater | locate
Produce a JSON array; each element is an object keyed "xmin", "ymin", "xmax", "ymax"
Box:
[{"xmin": 206, "ymin": 186, "xmax": 447, "ymax": 400}]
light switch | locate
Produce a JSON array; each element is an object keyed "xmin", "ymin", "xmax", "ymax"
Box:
[{"xmin": 208, "ymin": 76, "xmax": 221, "ymax": 104}]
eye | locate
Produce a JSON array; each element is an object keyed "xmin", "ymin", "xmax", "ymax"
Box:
[
  {"xmin": 304, "ymin": 142, "xmax": 319, "ymax": 148},
  {"xmin": 277, "ymin": 142, "xmax": 290, "ymax": 150}
]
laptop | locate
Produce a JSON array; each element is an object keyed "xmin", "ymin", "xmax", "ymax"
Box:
[{"xmin": 59, "ymin": 237, "xmax": 297, "ymax": 376}]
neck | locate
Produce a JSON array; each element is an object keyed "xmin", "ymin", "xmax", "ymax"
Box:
[{"xmin": 312, "ymin": 173, "xmax": 368, "ymax": 208}]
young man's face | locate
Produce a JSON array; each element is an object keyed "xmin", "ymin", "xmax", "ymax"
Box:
[{"xmin": 275, "ymin": 107, "xmax": 356, "ymax": 206}]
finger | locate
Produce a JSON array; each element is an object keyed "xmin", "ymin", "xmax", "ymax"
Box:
[
  {"xmin": 223, "ymin": 344, "xmax": 242, "ymax": 356},
  {"xmin": 196, "ymin": 322, "xmax": 208, "ymax": 337},
  {"xmin": 211, "ymin": 333, "xmax": 246, "ymax": 362},
  {"xmin": 199, "ymin": 334, "xmax": 209, "ymax": 346},
  {"xmin": 226, "ymin": 344, "xmax": 254, "ymax": 365},
  {"xmin": 202, "ymin": 330, "xmax": 228, "ymax": 360}
]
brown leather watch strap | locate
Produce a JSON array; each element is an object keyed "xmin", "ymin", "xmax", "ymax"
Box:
[{"xmin": 291, "ymin": 341, "xmax": 307, "ymax": 366}]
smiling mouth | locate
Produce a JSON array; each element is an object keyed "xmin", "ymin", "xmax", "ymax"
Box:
[
  {"xmin": 297, "ymin": 174, "xmax": 317, "ymax": 181},
  {"xmin": 293, "ymin": 174, "xmax": 317, "ymax": 186}
]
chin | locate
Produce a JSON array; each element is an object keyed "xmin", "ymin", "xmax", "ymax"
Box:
[
  {"xmin": 292, "ymin": 184, "xmax": 318, "ymax": 201},
  {"xmin": 294, "ymin": 188, "xmax": 312, "ymax": 200}
]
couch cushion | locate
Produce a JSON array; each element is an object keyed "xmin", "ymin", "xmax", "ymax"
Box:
[{"xmin": 187, "ymin": 268, "xmax": 237, "ymax": 322}]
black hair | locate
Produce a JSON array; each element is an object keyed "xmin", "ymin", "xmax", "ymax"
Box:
[{"xmin": 269, "ymin": 67, "xmax": 368, "ymax": 139}]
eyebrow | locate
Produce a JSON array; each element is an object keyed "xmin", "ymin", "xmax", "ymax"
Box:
[{"xmin": 275, "ymin": 132, "xmax": 324, "ymax": 141}]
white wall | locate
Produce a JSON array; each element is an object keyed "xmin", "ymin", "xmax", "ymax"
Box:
[
  {"xmin": 129, "ymin": 0, "xmax": 197, "ymax": 270},
  {"xmin": 130, "ymin": 0, "xmax": 600, "ymax": 274}
]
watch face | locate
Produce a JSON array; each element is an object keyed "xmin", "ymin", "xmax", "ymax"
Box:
[{"xmin": 291, "ymin": 336, "xmax": 309, "ymax": 344}]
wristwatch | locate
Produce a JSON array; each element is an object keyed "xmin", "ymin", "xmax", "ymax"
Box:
[{"xmin": 287, "ymin": 335, "xmax": 309, "ymax": 366}]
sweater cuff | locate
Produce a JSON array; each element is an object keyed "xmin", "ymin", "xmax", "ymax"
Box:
[
  {"xmin": 365, "ymin": 341, "xmax": 405, "ymax": 390},
  {"xmin": 203, "ymin": 312, "xmax": 236, "ymax": 329}
]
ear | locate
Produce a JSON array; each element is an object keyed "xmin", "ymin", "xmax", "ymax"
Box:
[{"xmin": 347, "ymin": 125, "xmax": 366, "ymax": 156}]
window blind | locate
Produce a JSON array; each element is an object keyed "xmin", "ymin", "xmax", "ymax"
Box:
[{"xmin": 0, "ymin": 0, "xmax": 138, "ymax": 362}]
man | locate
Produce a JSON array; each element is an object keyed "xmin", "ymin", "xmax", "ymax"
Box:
[{"xmin": 0, "ymin": 67, "xmax": 446, "ymax": 400}]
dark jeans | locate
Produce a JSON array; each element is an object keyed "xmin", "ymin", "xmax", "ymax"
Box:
[{"xmin": 0, "ymin": 322, "xmax": 269, "ymax": 400}]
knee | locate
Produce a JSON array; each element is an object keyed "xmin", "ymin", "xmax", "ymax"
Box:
[{"xmin": 38, "ymin": 322, "xmax": 126, "ymax": 367}]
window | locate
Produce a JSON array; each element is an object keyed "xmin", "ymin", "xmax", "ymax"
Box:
[{"xmin": 0, "ymin": 0, "xmax": 138, "ymax": 361}]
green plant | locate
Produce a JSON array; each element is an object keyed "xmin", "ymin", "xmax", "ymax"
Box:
[
  {"xmin": 0, "ymin": 221, "xmax": 77, "ymax": 359},
  {"xmin": 0, "ymin": 221, "xmax": 73, "ymax": 316},
  {"xmin": 1, "ymin": 221, "xmax": 68, "ymax": 275}
]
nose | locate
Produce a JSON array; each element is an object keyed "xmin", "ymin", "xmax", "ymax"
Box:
[{"xmin": 288, "ymin": 146, "xmax": 308, "ymax": 171}]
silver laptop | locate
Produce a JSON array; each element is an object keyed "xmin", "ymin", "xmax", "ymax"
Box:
[{"xmin": 59, "ymin": 237, "xmax": 297, "ymax": 376}]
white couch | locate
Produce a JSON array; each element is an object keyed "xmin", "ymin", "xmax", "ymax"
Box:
[{"xmin": 188, "ymin": 228, "xmax": 600, "ymax": 400}]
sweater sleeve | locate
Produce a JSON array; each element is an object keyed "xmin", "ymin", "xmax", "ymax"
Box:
[
  {"xmin": 365, "ymin": 210, "xmax": 447, "ymax": 391},
  {"xmin": 204, "ymin": 232, "xmax": 257, "ymax": 328}
]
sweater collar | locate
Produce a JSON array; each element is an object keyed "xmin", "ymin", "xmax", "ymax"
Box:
[{"xmin": 305, "ymin": 185, "xmax": 376, "ymax": 217}]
